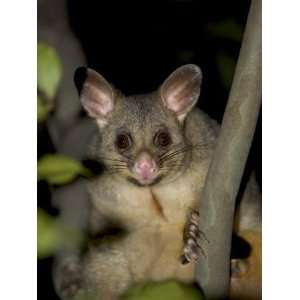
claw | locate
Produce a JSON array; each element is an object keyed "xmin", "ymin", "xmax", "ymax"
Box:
[
  {"xmin": 181, "ymin": 209, "xmax": 208, "ymax": 264},
  {"xmin": 180, "ymin": 254, "xmax": 190, "ymax": 265}
]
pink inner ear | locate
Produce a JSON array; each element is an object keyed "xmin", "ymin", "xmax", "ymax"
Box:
[
  {"xmin": 161, "ymin": 65, "xmax": 202, "ymax": 120},
  {"xmin": 83, "ymin": 84, "xmax": 113, "ymax": 119},
  {"xmin": 165, "ymin": 84, "xmax": 196, "ymax": 115},
  {"xmin": 167, "ymin": 94, "xmax": 185, "ymax": 113}
]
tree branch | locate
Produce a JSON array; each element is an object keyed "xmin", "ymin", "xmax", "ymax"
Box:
[{"xmin": 195, "ymin": 0, "xmax": 261, "ymax": 298}]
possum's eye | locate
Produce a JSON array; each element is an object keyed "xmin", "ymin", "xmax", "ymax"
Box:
[
  {"xmin": 154, "ymin": 130, "xmax": 172, "ymax": 148},
  {"xmin": 115, "ymin": 133, "xmax": 132, "ymax": 150}
]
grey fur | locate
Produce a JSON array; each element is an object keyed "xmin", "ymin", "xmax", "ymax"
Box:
[{"xmin": 54, "ymin": 65, "xmax": 261, "ymax": 300}]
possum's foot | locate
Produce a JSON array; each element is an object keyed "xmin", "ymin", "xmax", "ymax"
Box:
[
  {"xmin": 181, "ymin": 210, "xmax": 209, "ymax": 264},
  {"xmin": 58, "ymin": 259, "xmax": 84, "ymax": 300}
]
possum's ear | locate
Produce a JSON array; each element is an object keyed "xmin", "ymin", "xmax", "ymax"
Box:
[
  {"xmin": 74, "ymin": 67, "xmax": 114, "ymax": 128},
  {"xmin": 160, "ymin": 64, "xmax": 202, "ymax": 122}
]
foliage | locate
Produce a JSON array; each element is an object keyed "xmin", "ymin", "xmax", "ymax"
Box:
[
  {"xmin": 37, "ymin": 208, "xmax": 83, "ymax": 259},
  {"xmin": 122, "ymin": 280, "xmax": 204, "ymax": 300},
  {"xmin": 37, "ymin": 42, "xmax": 62, "ymax": 100},
  {"xmin": 37, "ymin": 208, "xmax": 62, "ymax": 258},
  {"xmin": 37, "ymin": 95, "xmax": 48, "ymax": 122},
  {"xmin": 37, "ymin": 42, "xmax": 86, "ymax": 261},
  {"xmin": 37, "ymin": 42, "xmax": 62, "ymax": 123},
  {"xmin": 38, "ymin": 154, "xmax": 91, "ymax": 185}
]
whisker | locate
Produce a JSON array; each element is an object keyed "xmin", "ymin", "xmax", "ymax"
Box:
[
  {"xmin": 159, "ymin": 141, "xmax": 214, "ymax": 164},
  {"xmin": 106, "ymin": 164, "xmax": 127, "ymax": 167},
  {"xmin": 192, "ymin": 141, "xmax": 215, "ymax": 150},
  {"xmin": 98, "ymin": 156, "xmax": 129, "ymax": 163},
  {"xmin": 106, "ymin": 169, "xmax": 127, "ymax": 175},
  {"xmin": 159, "ymin": 145, "xmax": 186, "ymax": 160},
  {"xmin": 159, "ymin": 150, "xmax": 186, "ymax": 163},
  {"xmin": 160, "ymin": 166, "xmax": 181, "ymax": 171},
  {"xmin": 159, "ymin": 147, "xmax": 192, "ymax": 163}
]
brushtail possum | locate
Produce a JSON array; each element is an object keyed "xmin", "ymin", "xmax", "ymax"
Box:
[{"xmin": 54, "ymin": 64, "xmax": 261, "ymax": 300}]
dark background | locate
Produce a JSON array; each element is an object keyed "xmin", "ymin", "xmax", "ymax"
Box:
[
  {"xmin": 68, "ymin": 0, "xmax": 251, "ymax": 119},
  {"xmin": 38, "ymin": 1, "xmax": 260, "ymax": 299}
]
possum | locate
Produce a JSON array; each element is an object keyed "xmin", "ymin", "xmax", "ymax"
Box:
[{"xmin": 53, "ymin": 64, "xmax": 261, "ymax": 300}]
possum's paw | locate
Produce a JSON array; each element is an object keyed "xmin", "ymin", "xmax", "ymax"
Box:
[
  {"xmin": 181, "ymin": 210, "xmax": 209, "ymax": 264},
  {"xmin": 58, "ymin": 260, "xmax": 84, "ymax": 300}
]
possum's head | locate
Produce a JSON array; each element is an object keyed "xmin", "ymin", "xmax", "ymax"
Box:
[{"xmin": 75, "ymin": 65, "xmax": 202, "ymax": 186}]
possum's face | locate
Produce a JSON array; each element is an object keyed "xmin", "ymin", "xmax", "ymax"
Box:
[
  {"xmin": 75, "ymin": 65, "xmax": 202, "ymax": 186},
  {"xmin": 91, "ymin": 93, "xmax": 193, "ymax": 186}
]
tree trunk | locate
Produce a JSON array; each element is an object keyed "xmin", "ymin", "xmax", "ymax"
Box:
[{"xmin": 195, "ymin": 0, "xmax": 262, "ymax": 298}]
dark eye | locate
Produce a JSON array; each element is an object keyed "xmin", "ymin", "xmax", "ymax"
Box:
[
  {"xmin": 154, "ymin": 130, "xmax": 172, "ymax": 147},
  {"xmin": 115, "ymin": 133, "xmax": 132, "ymax": 150}
]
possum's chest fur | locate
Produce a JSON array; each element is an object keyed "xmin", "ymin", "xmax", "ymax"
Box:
[
  {"xmin": 88, "ymin": 163, "xmax": 206, "ymax": 230},
  {"xmin": 84, "ymin": 167, "xmax": 206, "ymax": 293}
]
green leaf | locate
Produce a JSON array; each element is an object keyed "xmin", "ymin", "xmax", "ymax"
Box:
[
  {"xmin": 37, "ymin": 95, "xmax": 48, "ymax": 122},
  {"xmin": 37, "ymin": 42, "xmax": 62, "ymax": 100},
  {"xmin": 38, "ymin": 209, "xmax": 84, "ymax": 259},
  {"xmin": 37, "ymin": 154, "xmax": 91, "ymax": 185},
  {"xmin": 37, "ymin": 209, "xmax": 62, "ymax": 258},
  {"xmin": 207, "ymin": 19, "xmax": 243, "ymax": 43},
  {"xmin": 122, "ymin": 280, "xmax": 204, "ymax": 300}
]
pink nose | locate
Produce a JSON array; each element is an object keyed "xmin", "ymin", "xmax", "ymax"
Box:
[{"xmin": 134, "ymin": 153, "xmax": 156, "ymax": 180}]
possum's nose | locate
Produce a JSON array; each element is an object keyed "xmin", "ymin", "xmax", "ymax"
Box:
[{"xmin": 134, "ymin": 152, "xmax": 157, "ymax": 181}]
